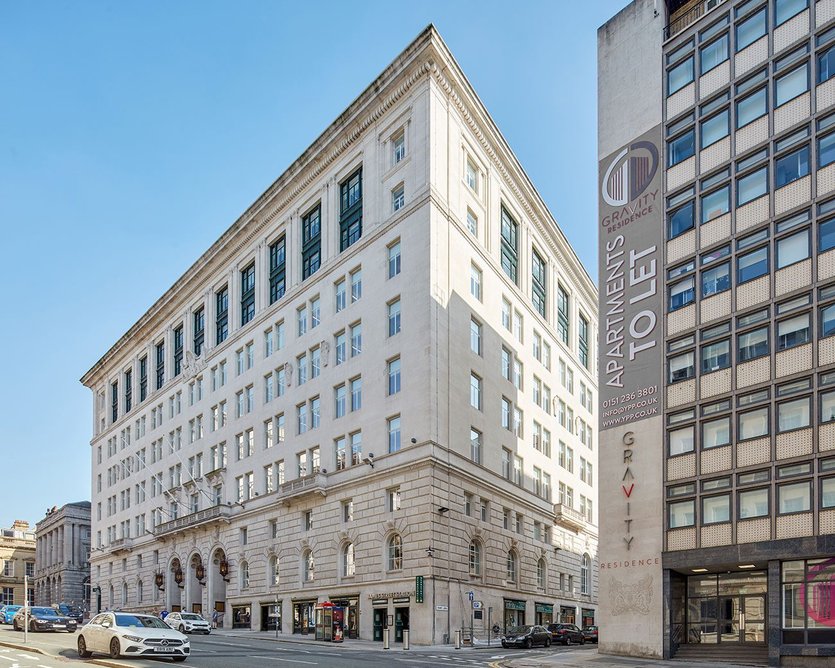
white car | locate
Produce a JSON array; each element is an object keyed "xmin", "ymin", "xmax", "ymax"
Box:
[
  {"xmin": 77, "ymin": 612, "xmax": 189, "ymax": 662},
  {"xmin": 165, "ymin": 612, "xmax": 211, "ymax": 634}
]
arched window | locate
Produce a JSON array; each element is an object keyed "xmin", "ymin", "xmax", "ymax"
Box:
[
  {"xmin": 387, "ymin": 534, "xmax": 403, "ymax": 571},
  {"xmin": 506, "ymin": 551, "xmax": 517, "ymax": 583},
  {"xmin": 122, "ymin": 582, "xmax": 128, "ymax": 605},
  {"xmin": 343, "ymin": 543, "xmax": 355, "ymax": 577},
  {"xmin": 537, "ymin": 558, "xmax": 546, "ymax": 589},
  {"xmin": 137, "ymin": 580, "xmax": 144, "ymax": 603},
  {"xmin": 269, "ymin": 556, "xmax": 280, "ymax": 586},
  {"xmin": 468, "ymin": 541, "xmax": 481, "ymax": 576},
  {"xmin": 240, "ymin": 561, "xmax": 250, "ymax": 589},
  {"xmin": 303, "ymin": 550, "xmax": 315, "ymax": 582},
  {"xmin": 581, "ymin": 553, "xmax": 591, "ymax": 594}
]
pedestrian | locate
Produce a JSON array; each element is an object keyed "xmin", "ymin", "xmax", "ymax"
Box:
[{"xmin": 212, "ymin": 610, "xmax": 218, "ymax": 629}]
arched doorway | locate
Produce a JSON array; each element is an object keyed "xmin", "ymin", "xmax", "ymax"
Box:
[
  {"xmin": 186, "ymin": 553, "xmax": 205, "ymax": 615},
  {"xmin": 208, "ymin": 548, "xmax": 227, "ymax": 627},
  {"xmin": 167, "ymin": 558, "xmax": 184, "ymax": 612}
]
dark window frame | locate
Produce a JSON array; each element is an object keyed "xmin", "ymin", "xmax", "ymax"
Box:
[
  {"xmin": 302, "ymin": 204, "xmax": 322, "ymax": 280},
  {"xmin": 193, "ymin": 307, "xmax": 205, "ymax": 358},
  {"xmin": 531, "ymin": 249, "xmax": 547, "ymax": 317},
  {"xmin": 339, "ymin": 168, "xmax": 363, "ymax": 252},
  {"xmin": 240, "ymin": 263, "xmax": 255, "ymax": 327},
  {"xmin": 269, "ymin": 236, "xmax": 286, "ymax": 305},
  {"xmin": 216, "ymin": 287, "xmax": 229, "ymax": 345},
  {"xmin": 500, "ymin": 205, "xmax": 519, "ymax": 284},
  {"xmin": 173, "ymin": 325, "xmax": 184, "ymax": 377}
]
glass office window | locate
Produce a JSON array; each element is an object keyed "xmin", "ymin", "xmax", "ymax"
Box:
[
  {"xmin": 778, "ymin": 481, "xmax": 811, "ymax": 514},
  {"xmin": 776, "ymin": 146, "xmax": 810, "ymax": 188},
  {"xmin": 738, "ymin": 246, "xmax": 769, "ymax": 283},
  {"xmin": 822, "ymin": 478, "xmax": 835, "ymax": 508},
  {"xmin": 739, "ymin": 407, "xmax": 769, "ymax": 440},
  {"xmin": 775, "ymin": 64, "xmax": 809, "ymax": 106},
  {"xmin": 736, "ymin": 9, "xmax": 766, "ymax": 52},
  {"xmin": 703, "ymin": 416, "xmax": 731, "ymax": 449},
  {"xmin": 700, "ymin": 110, "xmax": 730, "ymax": 148},
  {"xmin": 777, "ymin": 313, "xmax": 810, "ymax": 350},
  {"xmin": 737, "ymin": 167, "xmax": 768, "ymax": 205},
  {"xmin": 701, "ymin": 185, "xmax": 730, "ymax": 222},
  {"xmin": 739, "ymin": 488, "xmax": 769, "ymax": 518},
  {"xmin": 668, "ymin": 56, "xmax": 695, "ymax": 94},
  {"xmin": 778, "ymin": 397, "xmax": 811, "ymax": 432},
  {"xmin": 669, "ymin": 201, "xmax": 695, "ymax": 238},
  {"xmin": 668, "ymin": 130, "xmax": 695, "ymax": 166},
  {"xmin": 669, "ymin": 277, "xmax": 695, "ymax": 311},
  {"xmin": 700, "ymin": 34, "xmax": 729, "ymax": 74},
  {"xmin": 775, "ymin": 0, "xmax": 807, "ymax": 26},
  {"xmin": 736, "ymin": 87, "xmax": 767, "ymax": 127},
  {"xmin": 669, "ymin": 500, "xmax": 695, "ymax": 528},
  {"xmin": 701, "ymin": 262, "xmax": 730, "ymax": 297},
  {"xmin": 819, "ymin": 45, "xmax": 835, "ymax": 84},
  {"xmin": 776, "ymin": 229, "xmax": 810, "ymax": 268},
  {"xmin": 702, "ymin": 495, "xmax": 730, "ymax": 524},
  {"xmin": 669, "ymin": 351, "xmax": 695, "ymax": 383},
  {"xmin": 701, "ymin": 339, "xmax": 730, "ymax": 373},
  {"xmin": 820, "ymin": 217, "xmax": 835, "ymax": 252},
  {"xmin": 822, "ymin": 303, "xmax": 835, "ymax": 337},
  {"xmin": 738, "ymin": 326, "xmax": 769, "ymax": 361},
  {"xmin": 819, "ymin": 133, "xmax": 835, "ymax": 168},
  {"xmin": 670, "ymin": 426, "xmax": 695, "ymax": 456}
]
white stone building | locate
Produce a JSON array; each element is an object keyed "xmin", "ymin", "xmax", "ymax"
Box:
[
  {"xmin": 81, "ymin": 26, "xmax": 598, "ymax": 645},
  {"xmin": 34, "ymin": 501, "xmax": 92, "ymax": 608}
]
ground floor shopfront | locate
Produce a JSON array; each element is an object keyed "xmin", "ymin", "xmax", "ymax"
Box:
[
  {"xmin": 224, "ymin": 583, "xmax": 596, "ymax": 645},
  {"xmin": 664, "ymin": 537, "xmax": 835, "ymax": 666}
]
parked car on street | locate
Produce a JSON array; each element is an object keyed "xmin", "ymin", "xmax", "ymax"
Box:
[
  {"xmin": 53, "ymin": 603, "xmax": 84, "ymax": 624},
  {"xmin": 547, "ymin": 622, "xmax": 585, "ymax": 645},
  {"xmin": 77, "ymin": 611, "xmax": 189, "ymax": 661},
  {"xmin": 12, "ymin": 606, "xmax": 77, "ymax": 633},
  {"xmin": 165, "ymin": 611, "xmax": 211, "ymax": 634},
  {"xmin": 582, "ymin": 625, "xmax": 599, "ymax": 643},
  {"xmin": 501, "ymin": 624, "xmax": 552, "ymax": 648},
  {"xmin": 0, "ymin": 605, "xmax": 21, "ymax": 624}
]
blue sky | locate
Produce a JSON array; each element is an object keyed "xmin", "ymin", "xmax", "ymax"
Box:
[{"xmin": 0, "ymin": 0, "xmax": 625, "ymax": 529}]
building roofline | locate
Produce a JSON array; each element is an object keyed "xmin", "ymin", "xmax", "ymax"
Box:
[{"xmin": 82, "ymin": 24, "xmax": 596, "ymax": 387}]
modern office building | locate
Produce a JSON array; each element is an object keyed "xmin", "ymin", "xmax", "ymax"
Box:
[
  {"xmin": 34, "ymin": 501, "xmax": 92, "ymax": 609},
  {"xmin": 81, "ymin": 26, "xmax": 598, "ymax": 644},
  {"xmin": 599, "ymin": 0, "xmax": 835, "ymax": 665},
  {"xmin": 0, "ymin": 520, "xmax": 36, "ymax": 607}
]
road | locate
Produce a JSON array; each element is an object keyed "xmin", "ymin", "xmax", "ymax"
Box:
[{"xmin": 0, "ymin": 627, "xmax": 597, "ymax": 667}]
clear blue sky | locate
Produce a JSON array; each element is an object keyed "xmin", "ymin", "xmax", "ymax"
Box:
[{"xmin": 0, "ymin": 0, "xmax": 625, "ymax": 529}]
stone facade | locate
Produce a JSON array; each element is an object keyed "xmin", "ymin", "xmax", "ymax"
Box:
[
  {"xmin": 34, "ymin": 502, "xmax": 91, "ymax": 609},
  {"xmin": 81, "ymin": 26, "xmax": 599, "ymax": 644},
  {"xmin": 0, "ymin": 520, "xmax": 35, "ymax": 607}
]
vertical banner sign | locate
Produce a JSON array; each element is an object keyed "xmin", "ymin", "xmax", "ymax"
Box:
[{"xmin": 597, "ymin": 124, "xmax": 665, "ymax": 658}]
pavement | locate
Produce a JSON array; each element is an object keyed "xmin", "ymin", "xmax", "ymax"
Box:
[{"xmin": 0, "ymin": 626, "xmax": 767, "ymax": 668}]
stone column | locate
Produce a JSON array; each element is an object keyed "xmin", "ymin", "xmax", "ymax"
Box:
[{"xmin": 768, "ymin": 560, "xmax": 780, "ymax": 668}]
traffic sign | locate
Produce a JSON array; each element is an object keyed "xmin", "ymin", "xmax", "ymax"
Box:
[{"xmin": 472, "ymin": 601, "xmax": 483, "ymax": 609}]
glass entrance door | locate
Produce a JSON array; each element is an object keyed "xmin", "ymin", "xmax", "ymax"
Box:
[
  {"xmin": 719, "ymin": 594, "xmax": 765, "ymax": 643},
  {"xmin": 719, "ymin": 596, "xmax": 740, "ymax": 643},
  {"xmin": 742, "ymin": 595, "xmax": 765, "ymax": 643}
]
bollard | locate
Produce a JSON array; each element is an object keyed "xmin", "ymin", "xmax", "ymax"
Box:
[
  {"xmin": 383, "ymin": 627, "xmax": 390, "ymax": 650},
  {"xmin": 455, "ymin": 629, "xmax": 461, "ymax": 649},
  {"xmin": 403, "ymin": 629, "xmax": 410, "ymax": 650}
]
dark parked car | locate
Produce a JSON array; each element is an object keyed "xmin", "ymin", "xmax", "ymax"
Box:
[
  {"xmin": 547, "ymin": 623, "xmax": 585, "ymax": 645},
  {"xmin": 501, "ymin": 624, "xmax": 552, "ymax": 648},
  {"xmin": 582, "ymin": 625, "xmax": 598, "ymax": 643},
  {"xmin": 54, "ymin": 603, "xmax": 84, "ymax": 624},
  {"xmin": 13, "ymin": 607, "xmax": 77, "ymax": 633}
]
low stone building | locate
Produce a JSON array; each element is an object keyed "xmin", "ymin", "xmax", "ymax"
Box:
[
  {"xmin": 0, "ymin": 520, "xmax": 35, "ymax": 606},
  {"xmin": 34, "ymin": 502, "xmax": 91, "ymax": 609}
]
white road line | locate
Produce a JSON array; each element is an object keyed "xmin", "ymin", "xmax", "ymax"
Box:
[
  {"xmin": 250, "ymin": 654, "xmax": 317, "ymax": 665},
  {"xmin": 0, "ymin": 658, "xmax": 15, "ymax": 663}
]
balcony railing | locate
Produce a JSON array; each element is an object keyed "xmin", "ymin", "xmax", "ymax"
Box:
[
  {"xmin": 665, "ymin": 0, "xmax": 726, "ymax": 40},
  {"xmin": 109, "ymin": 537, "xmax": 133, "ymax": 554},
  {"xmin": 153, "ymin": 504, "xmax": 232, "ymax": 537},
  {"xmin": 554, "ymin": 503, "xmax": 586, "ymax": 532},
  {"xmin": 279, "ymin": 472, "xmax": 328, "ymax": 504}
]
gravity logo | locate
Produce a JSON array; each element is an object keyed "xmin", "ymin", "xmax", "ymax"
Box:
[{"xmin": 601, "ymin": 141, "xmax": 659, "ymax": 208}]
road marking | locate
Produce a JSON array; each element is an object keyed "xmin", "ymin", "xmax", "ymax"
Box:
[
  {"xmin": 250, "ymin": 654, "xmax": 317, "ymax": 665},
  {"xmin": 0, "ymin": 657, "xmax": 18, "ymax": 663}
]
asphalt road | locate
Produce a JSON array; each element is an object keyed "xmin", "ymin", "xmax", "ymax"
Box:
[{"xmin": 0, "ymin": 626, "xmax": 597, "ymax": 667}]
